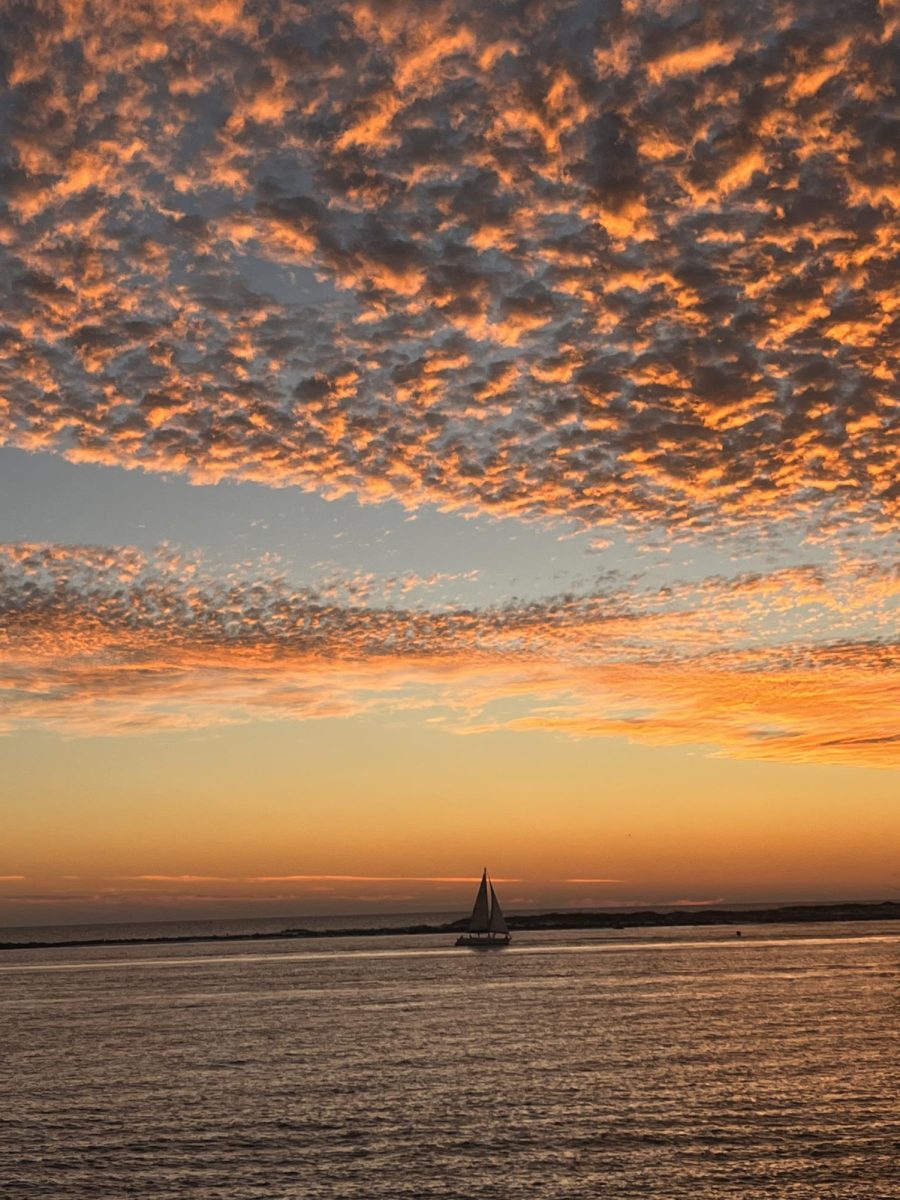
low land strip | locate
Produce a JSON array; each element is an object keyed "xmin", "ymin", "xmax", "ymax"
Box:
[{"xmin": 3, "ymin": 900, "xmax": 899, "ymax": 951}]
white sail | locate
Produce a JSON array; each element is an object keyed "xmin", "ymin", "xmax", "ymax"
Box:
[
  {"xmin": 488, "ymin": 883, "xmax": 509, "ymax": 935},
  {"xmin": 467, "ymin": 869, "xmax": 491, "ymax": 932}
]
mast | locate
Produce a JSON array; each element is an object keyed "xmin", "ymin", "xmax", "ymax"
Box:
[{"xmin": 467, "ymin": 868, "xmax": 491, "ymax": 932}]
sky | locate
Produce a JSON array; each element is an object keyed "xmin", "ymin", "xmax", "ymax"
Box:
[{"xmin": 1, "ymin": 0, "xmax": 898, "ymax": 926}]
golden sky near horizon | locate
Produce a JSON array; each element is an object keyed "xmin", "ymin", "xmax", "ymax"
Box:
[{"xmin": 0, "ymin": 0, "xmax": 898, "ymax": 922}]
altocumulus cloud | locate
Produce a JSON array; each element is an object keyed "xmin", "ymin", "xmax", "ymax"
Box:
[
  {"xmin": 1, "ymin": 543, "xmax": 897, "ymax": 765},
  {"xmin": 0, "ymin": 0, "xmax": 897, "ymax": 535}
]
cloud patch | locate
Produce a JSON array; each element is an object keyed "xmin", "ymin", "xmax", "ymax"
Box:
[
  {"xmin": 0, "ymin": 0, "xmax": 896, "ymax": 535},
  {"xmin": 1, "ymin": 541, "xmax": 897, "ymax": 765}
]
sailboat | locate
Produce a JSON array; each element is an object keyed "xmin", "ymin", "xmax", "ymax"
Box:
[{"xmin": 456, "ymin": 869, "xmax": 511, "ymax": 948}]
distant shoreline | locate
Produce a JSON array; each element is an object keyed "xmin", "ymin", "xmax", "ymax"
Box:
[{"xmin": 2, "ymin": 900, "xmax": 899, "ymax": 952}]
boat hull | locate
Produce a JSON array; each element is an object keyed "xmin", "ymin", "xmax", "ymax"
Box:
[{"xmin": 455, "ymin": 934, "xmax": 511, "ymax": 949}]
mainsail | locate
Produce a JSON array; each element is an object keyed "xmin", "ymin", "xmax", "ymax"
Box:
[
  {"xmin": 488, "ymin": 883, "xmax": 508, "ymax": 935},
  {"xmin": 467, "ymin": 869, "xmax": 491, "ymax": 932}
]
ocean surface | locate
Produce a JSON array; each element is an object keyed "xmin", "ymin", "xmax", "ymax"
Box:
[
  {"xmin": 2, "ymin": 921, "xmax": 898, "ymax": 1198},
  {"xmin": 0, "ymin": 912, "xmax": 463, "ymax": 947}
]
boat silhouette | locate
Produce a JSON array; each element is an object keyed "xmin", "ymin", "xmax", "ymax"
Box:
[{"xmin": 456, "ymin": 869, "xmax": 511, "ymax": 948}]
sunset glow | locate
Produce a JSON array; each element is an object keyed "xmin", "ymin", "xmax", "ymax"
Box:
[{"xmin": 1, "ymin": 0, "xmax": 897, "ymax": 924}]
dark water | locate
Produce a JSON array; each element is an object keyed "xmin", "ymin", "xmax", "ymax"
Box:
[
  {"xmin": 0, "ymin": 912, "xmax": 464, "ymax": 947},
  {"xmin": 2, "ymin": 923, "xmax": 898, "ymax": 1198}
]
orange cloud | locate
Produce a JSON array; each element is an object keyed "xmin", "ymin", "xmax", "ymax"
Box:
[
  {"xmin": 647, "ymin": 39, "xmax": 740, "ymax": 84},
  {"xmin": 0, "ymin": 0, "xmax": 894, "ymax": 538},
  {"xmin": 1, "ymin": 543, "xmax": 896, "ymax": 766},
  {"xmin": 121, "ymin": 874, "xmax": 516, "ymax": 884}
]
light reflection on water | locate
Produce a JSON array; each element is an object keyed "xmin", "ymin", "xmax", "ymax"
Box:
[{"xmin": 3, "ymin": 923, "xmax": 898, "ymax": 1198}]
